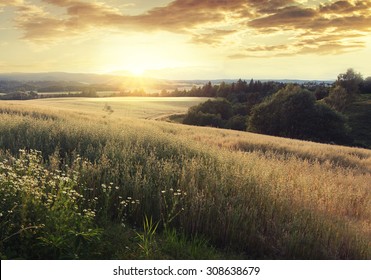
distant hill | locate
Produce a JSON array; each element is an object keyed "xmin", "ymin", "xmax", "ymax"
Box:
[
  {"xmin": 0, "ymin": 72, "xmax": 334, "ymax": 95},
  {"xmin": 0, "ymin": 72, "xmax": 118, "ymax": 84},
  {"xmin": 0, "ymin": 72, "xmax": 174, "ymax": 93},
  {"xmin": 0, "ymin": 72, "xmax": 333, "ymax": 84}
]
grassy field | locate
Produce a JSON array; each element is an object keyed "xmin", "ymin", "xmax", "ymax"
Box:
[
  {"xmin": 0, "ymin": 99, "xmax": 370, "ymax": 259},
  {"xmin": 2, "ymin": 97, "xmax": 210, "ymax": 120}
]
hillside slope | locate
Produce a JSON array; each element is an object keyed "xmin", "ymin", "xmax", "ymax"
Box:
[{"xmin": 0, "ymin": 103, "xmax": 370, "ymax": 259}]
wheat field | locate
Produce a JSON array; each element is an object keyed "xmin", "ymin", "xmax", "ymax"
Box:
[{"xmin": 0, "ymin": 100, "xmax": 370, "ymax": 259}]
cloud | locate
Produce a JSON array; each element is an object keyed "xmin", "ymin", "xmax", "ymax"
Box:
[
  {"xmin": 319, "ymin": 0, "xmax": 371, "ymax": 14},
  {"xmin": 4, "ymin": 0, "xmax": 371, "ymax": 57},
  {"xmin": 11, "ymin": 0, "xmax": 249, "ymax": 42},
  {"xmin": 248, "ymin": 6, "xmax": 318, "ymax": 30},
  {"xmin": 244, "ymin": 0, "xmax": 371, "ymax": 56},
  {"xmin": 229, "ymin": 32, "xmax": 367, "ymax": 58},
  {"xmin": 0, "ymin": 0, "xmax": 24, "ymax": 6},
  {"xmin": 246, "ymin": 0, "xmax": 295, "ymax": 13},
  {"xmin": 190, "ymin": 29, "xmax": 237, "ymax": 45},
  {"xmin": 248, "ymin": 1, "xmax": 371, "ymax": 32}
]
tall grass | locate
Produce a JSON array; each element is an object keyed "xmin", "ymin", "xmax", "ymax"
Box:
[{"xmin": 0, "ymin": 103, "xmax": 370, "ymax": 259}]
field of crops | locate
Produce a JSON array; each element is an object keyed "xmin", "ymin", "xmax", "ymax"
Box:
[
  {"xmin": 0, "ymin": 100, "xmax": 370, "ymax": 259},
  {"xmin": 2, "ymin": 97, "xmax": 210, "ymax": 120}
]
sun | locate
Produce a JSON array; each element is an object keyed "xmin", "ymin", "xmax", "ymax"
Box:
[
  {"xmin": 95, "ymin": 33, "xmax": 194, "ymax": 79},
  {"xmin": 129, "ymin": 67, "xmax": 145, "ymax": 76}
]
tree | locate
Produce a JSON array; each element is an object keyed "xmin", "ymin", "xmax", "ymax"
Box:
[
  {"xmin": 226, "ymin": 115, "xmax": 247, "ymax": 131},
  {"xmin": 248, "ymin": 85, "xmax": 349, "ymax": 144},
  {"xmin": 360, "ymin": 76, "xmax": 371, "ymax": 93},
  {"xmin": 311, "ymin": 103, "xmax": 350, "ymax": 144},
  {"xmin": 324, "ymin": 85, "xmax": 349, "ymax": 112},
  {"xmin": 216, "ymin": 81, "xmax": 229, "ymax": 98},
  {"xmin": 202, "ymin": 82, "xmax": 216, "ymax": 97},
  {"xmin": 194, "ymin": 99, "xmax": 233, "ymax": 120},
  {"xmin": 336, "ymin": 68, "xmax": 363, "ymax": 96},
  {"xmin": 182, "ymin": 99, "xmax": 233, "ymax": 128},
  {"xmin": 183, "ymin": 109, "xmax": 222, "ymax": 127},
  {"xmin": 324, "ymin": 69, "xmax": 363, "ymax": 112}
]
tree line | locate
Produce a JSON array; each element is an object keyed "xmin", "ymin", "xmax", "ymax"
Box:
[{"xmin": 183, "ymin": 69, "xmax": 370, "ymax": 147}]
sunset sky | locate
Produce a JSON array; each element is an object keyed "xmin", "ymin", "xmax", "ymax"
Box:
[{"xmin": 0, "ymin": 0, "xmax": 370, "ymax": 80}]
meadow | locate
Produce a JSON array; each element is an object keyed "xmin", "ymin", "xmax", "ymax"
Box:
[
  {"xmin": 0, "ymin": 99, "xmax": 370, "ymax": 259},
  {"xmin": 6, "ymin": 97, "xmax": 210, "ymax": 120}
]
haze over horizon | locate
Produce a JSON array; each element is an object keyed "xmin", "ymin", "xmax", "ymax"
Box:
[{"xmin": 1, "ymin": 0, "xmax": 370, "ymax": 80}]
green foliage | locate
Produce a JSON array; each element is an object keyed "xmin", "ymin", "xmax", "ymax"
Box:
[
  {"xmin": 324, "ymin": 69, "xmax": 364, "ymax": 113},
  {"xmin": 195, "ymin": 99, "xmax": 233, "ymax": 120},
  {"xmin": 325, "ymin": 85, "xmax": 352, "ymax": 112},
  {"xmin": 225, "ymin": 115, "xmax": 247, "ymax": 131},
  {"xmin": 136, "ymin": 215, "xmax": 159, "ymax": 259},
  {"xmin": 312, "ymin": 103, "xmax": 350, "ymax": 143},
  {"xmin": 336, "ymin": 68, "xmax": 363, "ymax": 96},
  {"xmin": 248, "ymin": 85, "xmax": 350, "ymax": 144},
  {"xmin": 160, "ymin": 188, "xmax": 186, "ymax": 230},
  {"xmin": 0, "ymin": 150, "xmax": 102, "ymax": 259},
  {"xmin": 183, "ymin": 99, "xmax": 233, "ymax": 128},
  {"xmin": 160, "ymin": 228, "xmax": 225, "ymax": 259},
  {"xmin": 360, "ymin": 77, "xmax": 371, "ymax": 94},
  {"xmin": 183, "ymin": 110, "xmax": 223, "ymax": 127},
  {"xmin": 344, "ymin": 94, "xmax": 371, "ymax": 148}
]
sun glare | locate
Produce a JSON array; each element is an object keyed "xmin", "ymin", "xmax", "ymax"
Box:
[{"xmin": 130, "ymin": 67, "xmax": 145, "ymax": 76}]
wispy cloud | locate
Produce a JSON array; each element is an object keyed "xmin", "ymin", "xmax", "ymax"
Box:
[{"xmin": 3, "ymin": 0, "xmax": 371, "ymax": 56}]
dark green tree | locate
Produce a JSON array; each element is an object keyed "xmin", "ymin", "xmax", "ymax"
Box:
[
  {"xmin": 360, "ymin": 76, "xmax": 371, "ymax": 93},
  {"xmin": 324, "ymin": 85, "xmax": 349, "ymax": 112},
  {"xmin": 248, "ymin": 85, "xmax": 349, "ymax": 144},
  {"xmin": 183, "ymin": 99, "xmax": 233, "ymax": 128},
  {"xmin": 336, "ymin": 68, "xmax": 363, "ymax": 96},
  {"xmin": 324, "ymin": 69, "xmax": 363, "ymax": 112}
]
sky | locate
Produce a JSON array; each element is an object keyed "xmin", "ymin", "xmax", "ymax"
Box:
[{"xmin": 0, "ymin": 0, "xmax": 370, "ymax": 80}]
